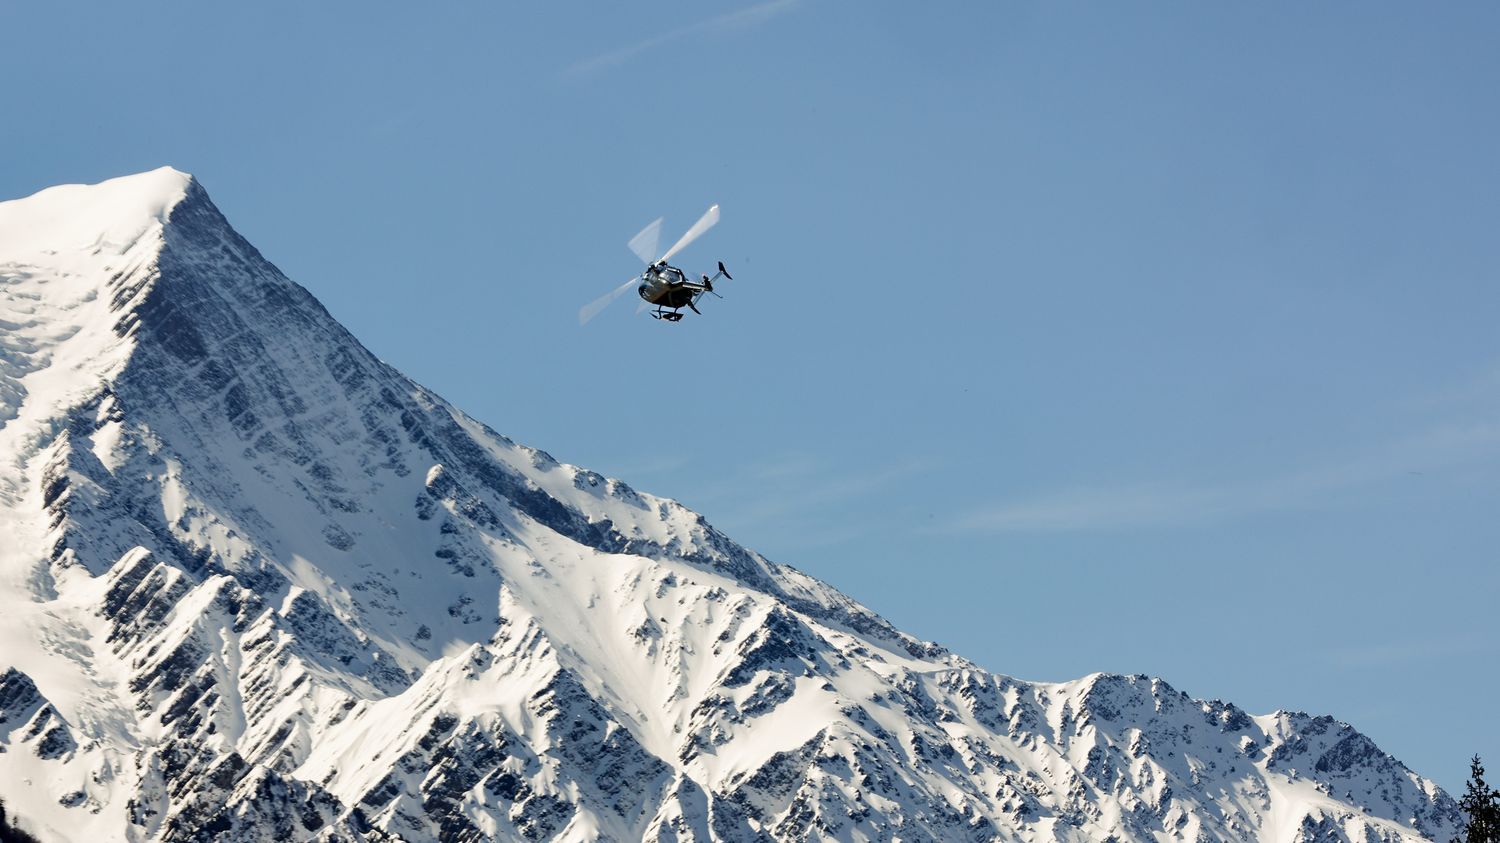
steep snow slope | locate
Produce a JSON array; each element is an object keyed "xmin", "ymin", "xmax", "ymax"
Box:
[{"xmin": 0, "ymin": 170, "xmax": 1459, "ymax": 842}]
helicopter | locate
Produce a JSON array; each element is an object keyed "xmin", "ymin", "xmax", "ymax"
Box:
[{"xmin": 578, "ymin": 205, "xmax": 734, "ymax": 325}]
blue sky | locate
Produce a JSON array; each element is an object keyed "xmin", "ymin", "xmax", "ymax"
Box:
[{"xmin": 4, "ymin": 2, "xmax": 1497, "ymax": 792}]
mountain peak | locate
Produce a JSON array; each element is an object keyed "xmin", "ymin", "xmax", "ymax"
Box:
[
  {"xmin": 0, "ymin": 168, "xmax": 220, "ymax": 466},
  {"xmin": 0, "ymin": 172, "xmax": 1461, "ymax": 842},
  {"xmin": 0, "ymin": 166, "xmax": 194, "ymax": 257}
]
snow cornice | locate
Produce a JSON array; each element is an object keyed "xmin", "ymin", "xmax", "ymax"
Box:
[{"xmin": 0, "ymin": 166, "xmax": 194, "ymax": 258}]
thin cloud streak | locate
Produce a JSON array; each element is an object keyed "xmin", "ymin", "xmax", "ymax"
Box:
[
  {"xmin": 671, "ymin": 452, "xmax": 936, "ymax": 534},
  {"xmin": 1321, "ymin": 635, "xmax": 1497, "ymax": 669},
  {"xmin": 564, "ymin": 0, "xmax": 801, "ymax": 77},
  {"xmin": 727, "ymin": 457, "xmax": 935, "ymax": 526},
  {"xmin": 951, "ymin": 421, "xmax": 1500, "ymax": 533}
]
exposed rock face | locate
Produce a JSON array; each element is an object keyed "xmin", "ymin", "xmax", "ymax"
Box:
[{"xmin": 0, "ymin": 170, "xmax": 1458, "ymax": 841}]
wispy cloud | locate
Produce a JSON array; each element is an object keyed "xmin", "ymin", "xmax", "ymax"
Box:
[
  {"xmin": 564, "ymin": 0, "xmax": 801, "ymax": 77},
  {"xmin": 949, "ymin": 420, "xmax": 1500, "ymax": 533},
  {"xmin": 1320, "ymin": 634, "xmax": 1497, "ymax": 669},
  {"xmin": 663, "ymin": 450, "xmax": 935, "ymax": 539},
  {"xmin": 727, "ymin": 457, "xmax": 935, "ymax": 526},
  {"xmin": 603, "ymin": 453, "xmax": 694, "ymax": 482},
  {"xmin": 950, "ymin": 484, "xmax": 1219, "ymax": 533}
]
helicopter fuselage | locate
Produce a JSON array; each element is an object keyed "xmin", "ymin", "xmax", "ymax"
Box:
[{"xmin": 637, "ymin": 263, "xmax": 704, "ymax": 309}]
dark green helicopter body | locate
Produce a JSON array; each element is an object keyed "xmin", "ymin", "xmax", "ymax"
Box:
[{"xmin": 637, "ymin": 260, "xmax": 732, "ymax": 322}]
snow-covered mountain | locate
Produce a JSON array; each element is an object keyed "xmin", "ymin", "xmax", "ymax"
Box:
[{"xmin": 0, "ymin": 169, "xmax": 1457, "ymax": 842}]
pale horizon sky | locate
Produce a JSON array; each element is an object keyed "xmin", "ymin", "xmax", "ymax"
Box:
[{"xmin": 3, "ymin": 2, "xmax": 1497, "ymax": 793}]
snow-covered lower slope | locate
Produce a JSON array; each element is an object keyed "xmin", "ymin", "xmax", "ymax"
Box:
[{"xmin": 0, "ymin": 170, "xmax": 1458, "ymax": 842}]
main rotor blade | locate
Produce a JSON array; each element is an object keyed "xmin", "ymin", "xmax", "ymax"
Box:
[
  {"xmin": 659, "ymin": 204, "xmax": 720, "ymax": 264},
  {"xmin": 627, "ymin": 217, "xmax": 662, "ymax": 265},
  {"xmin": 578, "ymin": 275, "xmax": 639, "ymax": 325}
]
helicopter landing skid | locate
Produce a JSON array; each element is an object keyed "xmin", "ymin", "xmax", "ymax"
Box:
[{"xmin": 651, "ymin": 310, "xmax": 684, "ymax": 322}]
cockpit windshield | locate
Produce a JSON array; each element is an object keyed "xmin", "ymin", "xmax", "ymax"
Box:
[{"xmin": 650, "ymin": 264, "xmax": 686, "ymax": 284}]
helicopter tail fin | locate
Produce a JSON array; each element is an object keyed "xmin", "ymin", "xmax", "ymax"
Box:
[
  {"xmin": 703, "ymin": 262, "xmax": 731, "ymax": 291},
  {"xmin": 693, "ymin": 262, "xmax": 731, "ymax": 305}
]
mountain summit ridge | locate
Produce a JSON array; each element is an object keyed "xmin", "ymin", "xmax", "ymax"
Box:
[
  {"xmin": 0, "ymin": 166, "xmax": 192, "ymax": 252},
  {"xmin": 0, "ymin": 170, "xmax": 1458, "ymax": 842}
]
